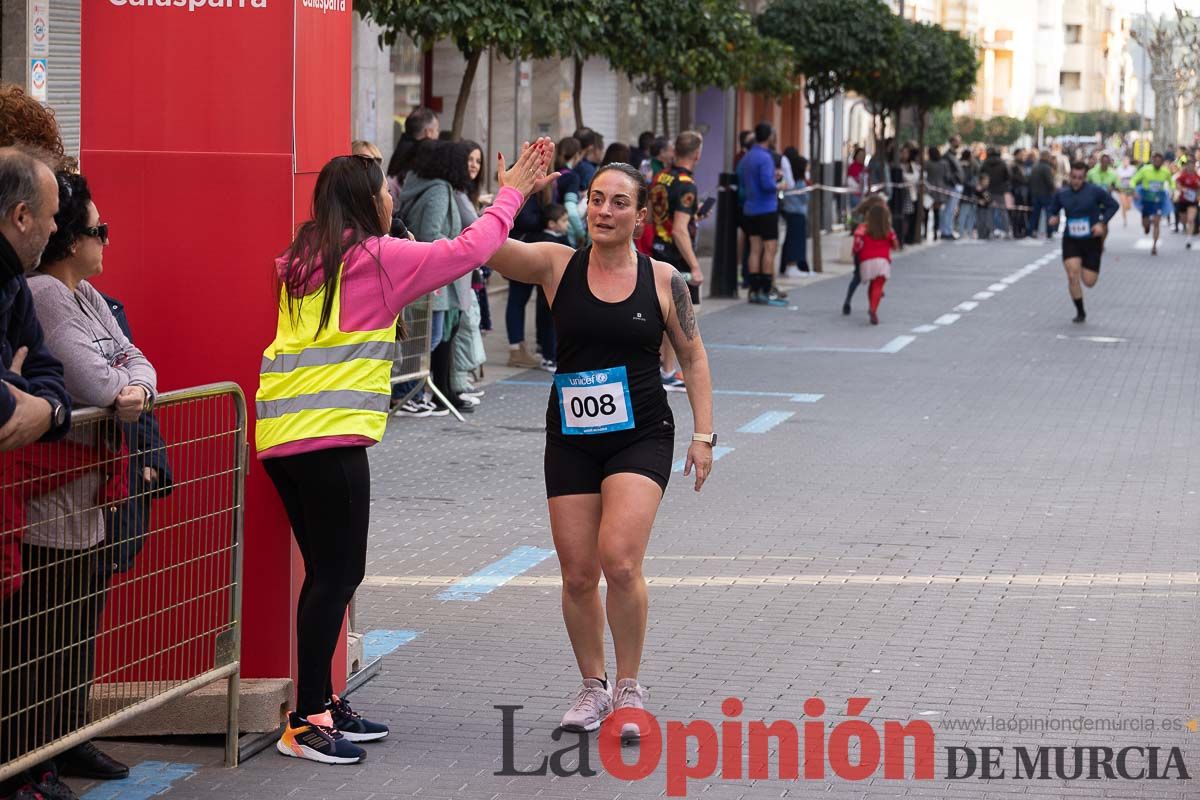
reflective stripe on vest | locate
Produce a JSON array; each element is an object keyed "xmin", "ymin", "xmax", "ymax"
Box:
[
  {"xmin": 260, "ymin": 340, "xmax": 396, "ymax": 374},
  {"xmin": 255, "ymin": 266, "xmax": 396, "ymax": 453}
]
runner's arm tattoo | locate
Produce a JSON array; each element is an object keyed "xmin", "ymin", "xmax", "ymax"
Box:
[{"xmin": 670, "ymin": 270, "xmax": 697, "ymax": 341}]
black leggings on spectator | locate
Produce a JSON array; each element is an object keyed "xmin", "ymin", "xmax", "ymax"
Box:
[
  {"xmin": 845, "ymin": 256, "xmax": 862, "ymax": 306},
  {"xmin": 263, "ymin": 446, "xmax": 370, "ymax": 717},
  {"xmin": 430, "ymin": 317, "xmax": 461, "ymax": 408}
]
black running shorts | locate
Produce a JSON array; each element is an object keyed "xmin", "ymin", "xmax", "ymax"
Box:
[
  {"xmin": 1062, "ymin": 235, "xmax": 1103, "ymax": 272},
  {"xmin": 545, "ymin": 420, "xmax": 675, "ymax": 497},
  {"xmin": 741, "ymin": 211, "xmax": 780, "ymax": 241}
]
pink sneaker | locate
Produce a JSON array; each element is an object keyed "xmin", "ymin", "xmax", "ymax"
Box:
[
  {"xmin": 613, "ymin": 679, "xmax": 648, "ymax": 744},
  {"xmin": 559, "ymin": 678, "xmax": 613, "ymax": 732}
]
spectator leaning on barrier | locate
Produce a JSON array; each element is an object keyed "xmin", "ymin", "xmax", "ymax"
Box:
[
  {"xmin": 20, "ymin": 170, "xmax": 157, "ymax": 788},
  {"xmin": 0, "ymin": 147, "xmax": 69, "ymax": 456}
]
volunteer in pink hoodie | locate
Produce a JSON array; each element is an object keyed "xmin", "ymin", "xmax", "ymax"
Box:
[{"xmin": 256, "ymin": 140, "xmax": 555, "ymax": 766}]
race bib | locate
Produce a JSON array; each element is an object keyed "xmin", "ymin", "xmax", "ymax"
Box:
[
  {"xmin": 555, "ymin": 366, "xmax": 634, "ymax": 435},
  {"xmin": 1184, "ymin": 188, "xmax": 1197, "ymax": 203},
  {"xmin": 1067, "ymin": 217, "xmax": 1091, "ymax": 238},
  {"xmin": 1149, "ymin": 180, "xmax": 1164, "ymax": 192}
]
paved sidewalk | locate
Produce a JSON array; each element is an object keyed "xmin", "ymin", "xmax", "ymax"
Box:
[{"xmin": 78, "ymin": 223, "xmax": 1198, "ymax": 799}]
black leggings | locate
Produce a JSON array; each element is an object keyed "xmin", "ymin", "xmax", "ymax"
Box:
[
  {"xmin": 263, "ymin": 446, "xmax": 370, "ymax": 716},
  {"xmin": 845, "ymin": 256, "xmax": 862, "ymax": 305}
]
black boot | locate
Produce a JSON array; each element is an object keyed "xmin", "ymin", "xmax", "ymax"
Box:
[{"xmin": 56, "ymin": 741, "xmax": 129, "ymax": 780}]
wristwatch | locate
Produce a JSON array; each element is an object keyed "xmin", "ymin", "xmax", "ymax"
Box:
[
  {"xmin": 692, "ymin": 432, "xmax": 718, "ymax": 446},
  {"xmin": 47, "ymin": 398, "xmax": 67, "ymax": 429}
]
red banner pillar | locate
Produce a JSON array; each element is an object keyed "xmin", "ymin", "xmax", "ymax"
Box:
[{"xmin": 82, "ymin": 0, "xmax": 352, "ymax": 696}]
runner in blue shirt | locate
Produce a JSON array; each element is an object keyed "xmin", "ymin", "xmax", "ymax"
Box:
[{"xmin": 1047, "ymin": 161, "xmax": 1120, "ymax": 323}]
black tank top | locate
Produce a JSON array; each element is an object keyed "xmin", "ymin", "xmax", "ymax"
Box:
[{"xmin": 546, "ymin": 246, "xmax": 672, "ymax": 433}]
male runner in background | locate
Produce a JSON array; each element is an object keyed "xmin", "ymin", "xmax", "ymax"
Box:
[{"xmin": 1047, "ymin": 162, "xmax": 1119, "ymax": 323}]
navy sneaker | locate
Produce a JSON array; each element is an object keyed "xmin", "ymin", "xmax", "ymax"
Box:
[
  {"xmin": 328, "ymin": 695, "xmax": 389, "ymax": 742},
  {"xmin": 277, "ymin": 711, "xmax": 366, "ymax": 764}
]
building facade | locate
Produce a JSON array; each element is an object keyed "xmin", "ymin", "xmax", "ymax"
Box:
[{"xmin": 1, "ymin": 0, "xmax": 82, "ymax": 156}]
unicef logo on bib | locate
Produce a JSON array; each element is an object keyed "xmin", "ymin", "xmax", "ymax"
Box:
[{"xmin": 555, "ymin": 366, "xmax": 635, "ymax": 435}]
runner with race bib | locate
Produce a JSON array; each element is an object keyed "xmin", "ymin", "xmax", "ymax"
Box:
[
  {"xmin": 1047, "ymin": 161, "xmax": 1120, "ymax": 324},
  {"xmin": 1130, "ymin": 152, "xmax": 1175, "ymax": 256},
  {"xmin": 1175, "ymin": 159, "xmax": 1200, "ymax": 250},
  {"xmin": 488, "ymin": 160, "xmax": 715, "ymax": 743}
]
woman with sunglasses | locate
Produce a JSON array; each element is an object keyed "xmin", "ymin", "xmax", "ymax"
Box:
[
  {"xmin": 256, "ymin": 141, "xmax": 555, "ymax": 765},
  {"xmin": 22, "ymin": 171, "xmax": 156, "ymax": 789}
]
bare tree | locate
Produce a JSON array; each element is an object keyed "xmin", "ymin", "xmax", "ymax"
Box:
[{"xmin": 1131, "ymin": 6, "xmax": 1199, "ymax": 147}]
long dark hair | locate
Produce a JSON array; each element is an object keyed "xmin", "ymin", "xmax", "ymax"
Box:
[
  {"xmin": 448, "ymin": 140, "xmax": 483, "ymax": 205},
  {"xmin": 280, "ymin": 154, "xmax": 387, "ymax": 334},
  {"xmin": 601, "ymin": 142, "xmax": 632, "ymax": 166},
  {"xmin": 865, "ymin": 202, "xmax": 892, "ymax": 241},
  {"xmin": 412, "ymin": 139, "xmax": 453, "ymax": 182},
  {"xmin": 783, "ymin": 147, "xmax": 806, "ymax": 186}
]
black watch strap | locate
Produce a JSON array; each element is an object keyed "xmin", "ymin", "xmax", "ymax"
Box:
[{"xmin": 48, "ymin": 398, "xmax": 67, "ymax": 429}]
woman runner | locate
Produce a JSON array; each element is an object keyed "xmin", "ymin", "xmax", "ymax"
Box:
[{"xmin": 488, "ymin": 163, "xmax": 715, "ymax": 741}]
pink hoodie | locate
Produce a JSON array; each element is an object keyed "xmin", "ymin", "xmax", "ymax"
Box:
[{"xmin": 258, "ymin": 185, "xmax": 523, "ymax": 459}]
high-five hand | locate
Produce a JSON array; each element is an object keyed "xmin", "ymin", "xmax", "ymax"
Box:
[{"xmin": 498, "ymin": 137, "xmax": 559, "ymax": 198}]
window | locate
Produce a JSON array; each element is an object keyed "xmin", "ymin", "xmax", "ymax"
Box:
[
  {"xmin": 1060, "ymin": 71, "xmax": 1082, "ymax": 90},
  {"xmin": 1065, "ymin": 24, "xmax": 1082, "ymax": 44}
]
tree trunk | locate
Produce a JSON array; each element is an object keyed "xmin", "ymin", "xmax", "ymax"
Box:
[
  {"xmin": 572, "ymin": 57, "xmax": 584, "ymax": 132},
  {"xmin": 1152, "ymin": 81, "xmax": 1176, "ymax": 148},
  {"xmin": 808, "ymin": 93, "xmax": 823, "ymax": 273},
  {"xmin": 659, "ymin": 88, "xmax": 670, "ymax": 139},
  {"xmin": 916, "ymin": 109, "xmax": 927, "ymax": 242},
  {"xmin": 451, "ymin": 49, "xmax": 483, "ymax": 142}
]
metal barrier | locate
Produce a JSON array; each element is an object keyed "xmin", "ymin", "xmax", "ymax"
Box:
[
  {"xmin": 0, "ymin": 382, "xmax": 246, "ymax": 780},
  {"xmin": 390, "ymin": 293, "xmax": 465, "ymax": 422}
]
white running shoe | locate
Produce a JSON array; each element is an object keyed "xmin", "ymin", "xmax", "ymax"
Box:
[
  {"xmin": 613, "ymin": 679, "xmax": 649, "ymax": 744},
  {"xmin": 784, "ymin": 266, "xmax": 804, "ymax": 279},
  {"xmin": 559, "ymin": 678, "xmax": 613, "ymax": 732}
]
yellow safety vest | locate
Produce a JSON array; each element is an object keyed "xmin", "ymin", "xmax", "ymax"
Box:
[{"xmin": 255, "ymin": 266, "xmax": 396, "ymax": 453}]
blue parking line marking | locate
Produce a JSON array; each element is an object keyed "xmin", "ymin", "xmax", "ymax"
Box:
[
  {"xmin": 737, "ymin": 411, "xmax": 794, "ymax": 434},
  {"xmin": 498, "ymin": 380, "xmax": 823, "ymax": 403},
  {"xmin": 673, "ymin": 445, "xmax": 735, "ymax": 473},
  {"xmin": 438, "ymin": 546, "xmax": 556, "ymax": 602},
  {"xmin": 364, "ymin": 629, "xmax": 420, "ymax": 660},
  {"xmin": 81, "ymin": 761, "xmax": 197, "ymax": 800}
]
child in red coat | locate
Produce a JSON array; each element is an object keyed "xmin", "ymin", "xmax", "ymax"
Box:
[{"xmin": 852, "ymin": 203, "xmax": 899, "ymax": 325}]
